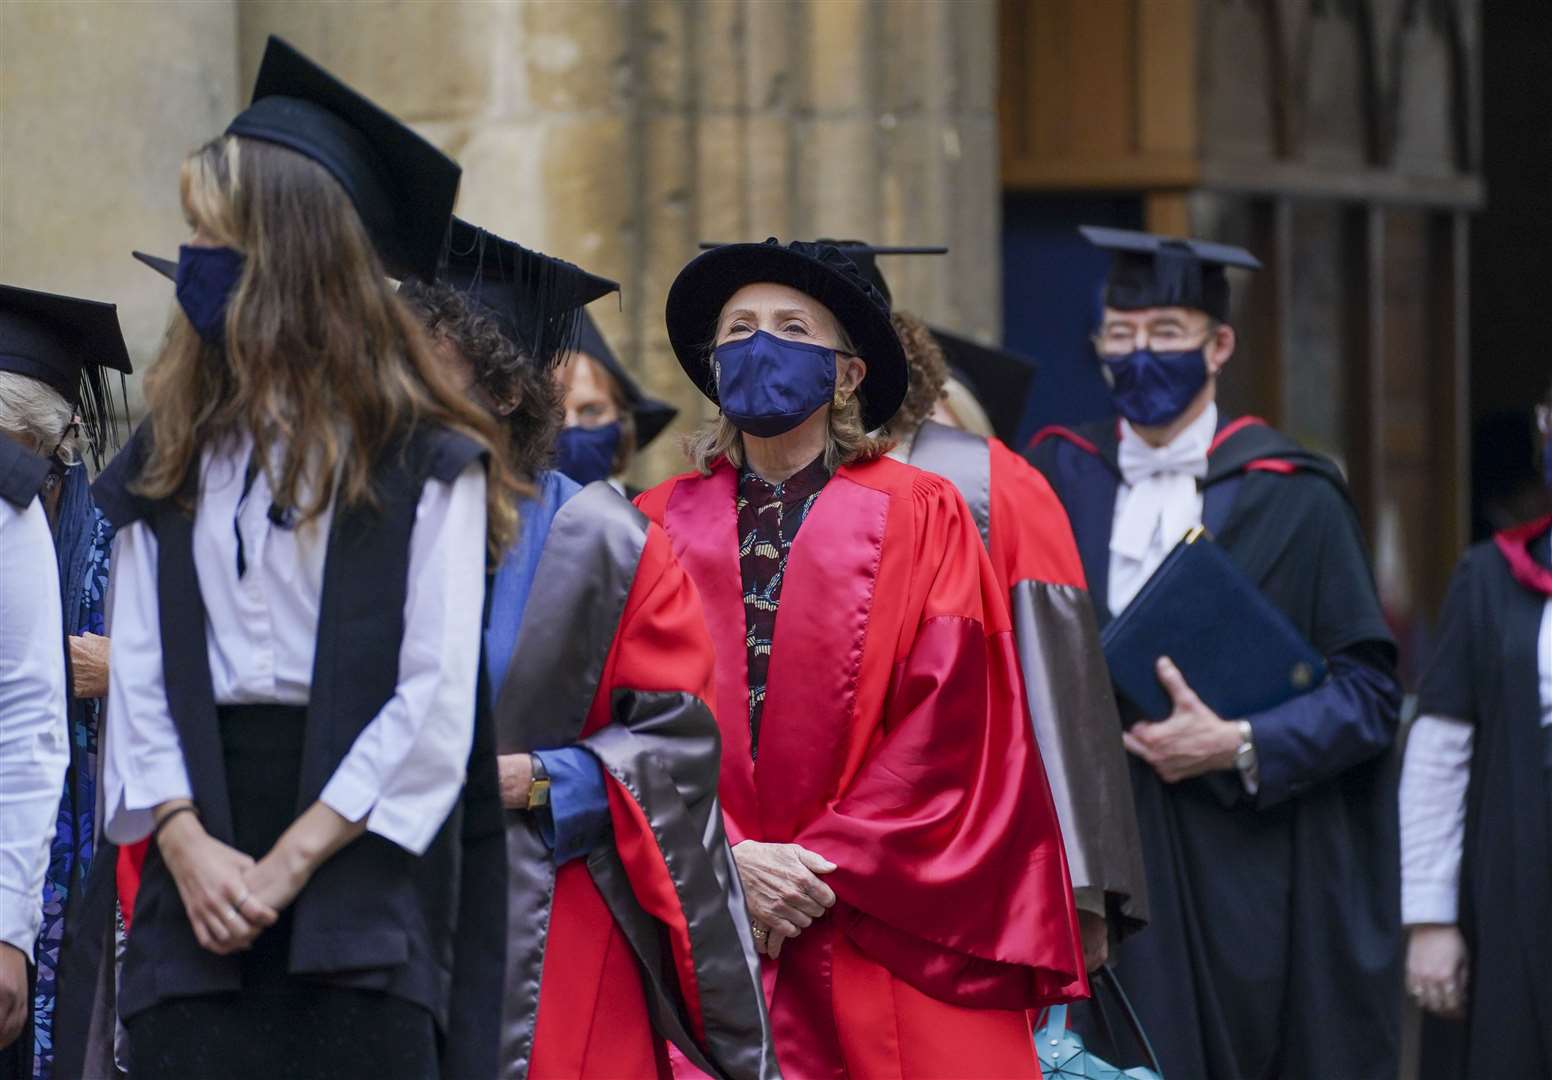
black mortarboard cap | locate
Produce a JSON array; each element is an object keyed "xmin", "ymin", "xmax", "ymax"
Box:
[
  {"xmin": 707, "ymin": 240, "xmax": 949, "ymax": 310},
  {"xmin": 1080, "ymin": 226, "xmax": 1261, "ymax": 322},
  {"xmin": 573, "ymin": 310, "xmax": 678, "ymax": 450},
  {"xmin": 928, "ymin": 328, "xmax": 1037, "ymax": 446},
  {"xmin": 0, "ymin": 283, "xmax": 134, "ymax": 465},
  {"xmin": 812, "ymin": 240, "xmax": 948, "ymax": 309},
  {"xmin": 671, "ymin": 239, "xmax": 908, "ymax": 431},
  {"xmin": 132, "ymin": 251, "xmax": 177, "ymax": 281},
  {"xmin": 226, "ymin": 36, "xmax": 461, "ymax": 282},
  {"xmin": 439, "ymin": 217, "xmax": 620, "ymax": 368}
]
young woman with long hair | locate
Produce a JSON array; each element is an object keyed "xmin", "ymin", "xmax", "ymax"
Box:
[{"xmin": 90, "ymin": 39, "xmax": 513, "ymax": 1078}]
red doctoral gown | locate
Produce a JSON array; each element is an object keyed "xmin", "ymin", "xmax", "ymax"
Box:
[
  {"xmin": 908, "ymin": 421, "xmax": 1148, "ymax": 936},
  {"xmin": 638, "ymin": 454, "xmax": 1085, "ymax": 1080}
]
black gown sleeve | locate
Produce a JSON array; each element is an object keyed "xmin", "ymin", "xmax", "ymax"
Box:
[
  {"xmin": 1243, "ymin": 475, "xmax": 1401, "ymax": 808},
  {"xmin": 1250, "ymin": 641, "xmax": 1401, "ymax": 808},
  {"xmin": 440, "ymin": 689, "xmax": 508, "ymax": 1080},
  {"xmin": 1416, "ymin": 552, "xmax": 1481, "ymax": 721}
]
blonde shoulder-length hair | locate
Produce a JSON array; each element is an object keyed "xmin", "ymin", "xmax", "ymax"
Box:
[
  {"xmin": 680, "ymin": 324, "xmax": 892, "ymax": 475},
  {"xmin": 135, "ymin": 135, "xmax": 518, "ymax": 558}
]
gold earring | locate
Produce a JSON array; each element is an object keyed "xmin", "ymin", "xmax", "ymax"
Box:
[{"xmin": 833, "ymin": 389, "xmax": 847, "ymax": 409}]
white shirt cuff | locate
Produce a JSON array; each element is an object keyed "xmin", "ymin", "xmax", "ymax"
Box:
[
  {"xmin": 319, "ymin": 752, "xmax": 382, "ymax": 832},
  {"xmin": 106, "ymin": 764, "xmax": 194, "ymax": 846},
  {"xmin": 319, "ymin": 746, "xmax": 457, "ymax": 856},
  {"xmin": 1402, "ymin": 880, "xmax": 1459, "ymax": 926},
  {"xmin": 0, "ymin": 883, "xmax": 42, "ymax": 957}
]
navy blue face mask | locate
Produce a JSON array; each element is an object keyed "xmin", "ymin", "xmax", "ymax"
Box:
[
  {"xmin": 175, "ymin": 244, "xmax": 246, "ymax": 345},
  {"xmin": 1102, "ymin": 347, "xmax": 1209, "ymax": 428},
  {"xmin": 555, "ymin": 422, "xmax": 622, "ymax": 486},
  {"xmin": 713, "ymin": 330, "xmax": 837, "ymax": 438}
]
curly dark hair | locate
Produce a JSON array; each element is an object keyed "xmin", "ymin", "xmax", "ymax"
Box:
[
  {"xmin": 399, "ymin": 279, "xmax": 564, "ymax": 483},
  {"xmin": 884, "ymin": 309, "xmax": 948, "ymax": 436}
]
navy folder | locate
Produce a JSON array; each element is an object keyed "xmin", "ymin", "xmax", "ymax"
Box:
[{"xmin": 1100, "ymin": 526, "xmax": 1327, "ymax": 721}]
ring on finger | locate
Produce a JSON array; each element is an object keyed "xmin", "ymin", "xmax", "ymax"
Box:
[{"xmin": 751, "ymin": 923, "xmax": 769, "ymax": 945}]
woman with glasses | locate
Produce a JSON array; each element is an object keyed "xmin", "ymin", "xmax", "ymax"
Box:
[{"xmin": 1401, "ymin": 379, "xmax": 1552, "ymax": 1078}]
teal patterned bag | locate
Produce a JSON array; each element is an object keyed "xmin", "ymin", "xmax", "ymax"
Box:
[{"xmin": 1034, "ymin": 968, "xmax": 1163, "ymax": 1079}]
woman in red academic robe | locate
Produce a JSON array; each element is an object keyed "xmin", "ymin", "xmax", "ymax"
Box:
[{"xmin": 637, "ymin": 239, "xmax": 1085, "ymax": 1079}]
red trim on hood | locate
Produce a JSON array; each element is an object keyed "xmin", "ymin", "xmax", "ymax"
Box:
[
  {"xmin": 1494, "ymin": 514, "xmax": 1552, "ymax": 597},
  {"xmin": 1245, "ymin": 458, "xmax": 1297, "ymax": 475},
  {"xmin": 1026, "ymin": 426, "xmax": 1099, "ymax": 456},
  {"xmin": 1208, "ymin": 415, "xmax": 1270, "ymax": 455}
]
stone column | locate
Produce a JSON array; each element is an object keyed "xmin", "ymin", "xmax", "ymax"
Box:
[
  {"xmin": 633, "ymin": 0, "xmax": 1002, "ymax": 478},
  {"xmin": 0, "ymin": 0, "xmax": 240, "ymax": 416},
  {"xmin": 238, "ymin": 0, "xmax": 645, "ymax": 443}
]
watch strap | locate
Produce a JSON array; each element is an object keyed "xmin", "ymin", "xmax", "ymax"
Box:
[{"xmin": 527, "ymin": 753, "xmax": 551, "ymax": 810}]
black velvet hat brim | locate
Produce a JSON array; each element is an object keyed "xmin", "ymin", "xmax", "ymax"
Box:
[{"xmin": 665, "ymin": 243, "xmax": 907, "ymax": 433}]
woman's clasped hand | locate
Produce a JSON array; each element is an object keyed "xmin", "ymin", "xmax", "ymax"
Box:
[
  {"xmin": 731, "ymin": 840, "xmax": 837, "ymax": 959},
  {"xmin": 153, "ymin": 803, "xmax": 278, "ymax": 955}
]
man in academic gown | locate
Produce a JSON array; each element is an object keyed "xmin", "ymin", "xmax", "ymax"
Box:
[
  {"xmin": 843, "ymin": 244, "xmax": 1147, "ymax": 968},
  {"xmin": 1026, "ymin": 227, "xmax": 1403, "ymax": 1079},
  {"xmin": 404, "ymin": 219, "xmax": 774, "ymax": 1080},
  {"xmin": 0, "ymin": 435, "xmax": 69, "ymax": 1080},
  {"xmin": 1400, "ymin": 376, "xmax": 1552, "ymax": 1078}
]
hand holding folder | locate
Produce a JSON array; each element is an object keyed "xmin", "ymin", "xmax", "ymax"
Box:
[{"xmin": 1100, "ymin": 527, "xmax": 1327, "ymax": 723}]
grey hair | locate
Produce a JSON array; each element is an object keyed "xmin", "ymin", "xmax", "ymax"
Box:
[{"xmin": 0, "ymin": 372, "xmax": 81, "ymax": 465}]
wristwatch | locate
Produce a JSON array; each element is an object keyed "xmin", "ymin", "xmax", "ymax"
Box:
[
  {"xmin": 527, "ymin": 754, "xmax": 551, "ymax": 810},
  {"xmin": 1233, "ymin": 720, "xmax": 1259, "ymax": 790}
]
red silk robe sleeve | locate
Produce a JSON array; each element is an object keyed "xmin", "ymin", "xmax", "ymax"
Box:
[
  {"xmin": 794, "ymin": 471, "xmax": 1086, "ymax": 1010},
  {"xmin": 987, "ymin": 437, "xmax": 1086, "ymax": 594}
]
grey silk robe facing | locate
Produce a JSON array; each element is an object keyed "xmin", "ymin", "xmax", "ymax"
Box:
[
  {"xmin": 485, "ymin": 475, "xmax": 777, "ymax": 1080},
  {"xmin": 909, "ymin": 420, "xmax": 1148, "ymax": 937}
]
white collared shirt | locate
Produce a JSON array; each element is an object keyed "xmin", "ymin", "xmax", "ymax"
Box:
[
  {"xmin": 1108, "ymin": 403, "xmax": 1218, "ymax": 616},
  {"xmin": 0, "ymin": 494, "xmax": 68, "ymax": 954},
  {"xmin": 102, "ymin": 435, "xmax": 487, "ymax": 856}
]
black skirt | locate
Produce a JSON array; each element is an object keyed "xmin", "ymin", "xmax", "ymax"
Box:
[{"xmin": 125, "ymin": 705, "xmax": 437, "ymax": 1080}]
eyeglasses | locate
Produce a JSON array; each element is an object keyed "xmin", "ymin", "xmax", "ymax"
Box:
[
  {"xmin": 1091, "ymin": 322, "xmax": 1213, "ymax": 358},
  {"xmin": 46, "ymin": 416, "xmax": 81, "ymax": 461}
]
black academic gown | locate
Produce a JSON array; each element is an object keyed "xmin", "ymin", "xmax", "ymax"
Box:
[
  {"xmin": 1415, "ymin": 518, "xmax": 1552, "ymax": 1079},
  {"xmin": 1028, "ymin": 415, "xmax": 1403, "ymax": 1080}
]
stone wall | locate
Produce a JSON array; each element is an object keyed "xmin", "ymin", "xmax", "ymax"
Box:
[
  {"xmin": 0, "ymin": 0, "xmax": 240, "ymax": 415},
  {"xmin": 3, "ymin": 0, "xmax": 1000, "ymax": 481}
]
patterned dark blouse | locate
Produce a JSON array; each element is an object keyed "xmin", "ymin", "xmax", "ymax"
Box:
[{"xmin": 736, "ymin": 455, "xmax": 831, "ymax": 759}]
